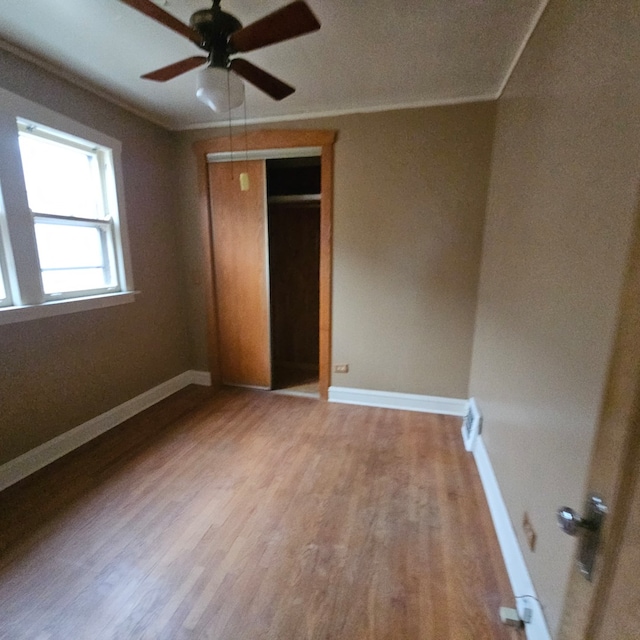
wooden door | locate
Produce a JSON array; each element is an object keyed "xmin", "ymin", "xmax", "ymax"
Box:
[
  {"xmin": 558, "ymin": 199, "xmax": 640, "ymax": 638},
  {"xmin": 208, "ymin": 160, "xmax": 271, "ymax": 388}
]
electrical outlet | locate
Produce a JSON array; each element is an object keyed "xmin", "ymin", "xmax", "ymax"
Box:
[
  {"xmin": 522, "ymin": 512, "xmax": 537, "ymax": 552},
  {"xmin": 334, "ymin": 364, "xmax": 349, "ymax": 373},
  {"xmin": 517, "ymin": 596, "xmax": 535, "ymax": 626}
]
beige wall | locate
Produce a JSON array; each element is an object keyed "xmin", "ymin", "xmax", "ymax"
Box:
[
  {"xmin": 468, "ymin": 1, "xmax": 640, "ymax": 633},
  {"xmin": 177, "ymin": 103, "xmax": 496, "ymax": 398},
  {"xmin": 0, "ymin": 50, "xmax": 192, "ymax": 465}
]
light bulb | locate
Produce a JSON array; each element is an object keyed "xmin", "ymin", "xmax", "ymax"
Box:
[{"xmin": 196, "ymin": 67, "xmax": 245, "ymax": 113}]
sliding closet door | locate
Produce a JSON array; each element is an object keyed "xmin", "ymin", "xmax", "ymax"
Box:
[{"xmin": 208, "ymin": 160, "xmax": 271, "ymax": 388}]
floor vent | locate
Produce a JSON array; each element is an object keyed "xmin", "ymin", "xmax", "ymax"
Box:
[{"xmin": 462, "ymin": 397, "xmax": 482, "ymax": 451}]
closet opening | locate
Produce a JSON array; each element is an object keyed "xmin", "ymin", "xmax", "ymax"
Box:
[
  {"xmin": 267, "ymin": 156, "xmax": 321, "ymax": 396},
  {"xmin": 195, "ymin": 129, "xmax": 336, "ymax": 399}
]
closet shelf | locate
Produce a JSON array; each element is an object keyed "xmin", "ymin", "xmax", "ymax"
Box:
[{"xmin": 267, "ymin": 194, "xmax": 321, "ymax": 204}]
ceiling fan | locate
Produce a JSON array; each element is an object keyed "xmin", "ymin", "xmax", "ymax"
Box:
[{"xmin": 119, "ymin": 0, "xmax": 321, "ymax": 110}]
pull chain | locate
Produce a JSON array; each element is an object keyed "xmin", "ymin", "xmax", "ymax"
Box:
[
  {"xmin": 240, "ymin": 98, "xmax": 250, "ymax": 191},
  {"xmin": 227, "ymin": 69, "xmax": 235, "ymax": 183}
]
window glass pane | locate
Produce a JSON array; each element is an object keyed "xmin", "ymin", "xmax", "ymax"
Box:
[
  {"xmin": 34, "ymin": 221, "xmax": 113, "ymax": 294},
  {"xmin": 18, "ymin": 133, "xmax": 104, "ymax": 220},
  {"xmin": 41, "ymin": 268, "xmax": 108, "ymax": 295},
  {"xmin": 35, "ymin": 222, "xmax": 103, "ymax": 269}
]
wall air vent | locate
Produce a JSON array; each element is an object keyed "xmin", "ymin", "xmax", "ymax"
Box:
[{"xmin": 462, "ymin": 397, "xmax": 482, "ymax": 451}]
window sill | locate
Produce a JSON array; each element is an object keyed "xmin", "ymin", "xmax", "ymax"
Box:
[{"xmin": 0, "ymin": 291, "xmax": 137, "ymax": 326}]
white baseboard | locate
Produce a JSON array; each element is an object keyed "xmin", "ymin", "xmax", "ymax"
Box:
[
  {"xmin": 0, "ymin": 370, "xmax": 211, "ymax": 492},
  {"xmin": 189, "ymin": 370, "xmax": 213, "ymax": 387},
  {"xmin": 328, "ymin": 386, "xmax": 468, "ymax": 416},
  {"xmin": 473, "ymin": 435, "xmax": 551, "ymax": 640}
]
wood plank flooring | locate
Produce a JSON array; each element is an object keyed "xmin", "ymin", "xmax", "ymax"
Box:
[{"xmin": 0, "ymin": 386, "xmax": 521, "ymax": 640}]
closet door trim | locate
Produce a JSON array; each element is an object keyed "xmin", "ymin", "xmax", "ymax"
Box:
[
  {"xmin": 194, "ymin": 130, "xmax": 336, "ymax": 400},
  {"xmin": 207, "ymin": 147, "xmax": 322, "ymax": 163}
]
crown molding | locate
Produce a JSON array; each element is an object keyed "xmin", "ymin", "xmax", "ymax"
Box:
[{"xmin": 0, "ymin": 36, "xmax": 172, "ymax": 130}]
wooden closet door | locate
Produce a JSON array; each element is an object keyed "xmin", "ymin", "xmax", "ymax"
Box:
[{"xmin": 208, "ymin": 160, "xmax": 271, "ymax": 388}]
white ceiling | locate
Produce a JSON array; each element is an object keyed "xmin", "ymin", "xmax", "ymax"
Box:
[{"xmin": 0, "ymin": 0, "xmax": 548, "ymax": 130}]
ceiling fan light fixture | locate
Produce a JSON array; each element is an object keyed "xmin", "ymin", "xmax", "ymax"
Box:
[{"xmin": 196, "ymin": 67, "xmax": 245, "ymax": 112}]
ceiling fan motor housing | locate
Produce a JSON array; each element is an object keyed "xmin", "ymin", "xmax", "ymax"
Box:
[
  {"xmin": 190, "ymin": 5, "xmax": 242, "ymax": 68},
  {"xmin": 126, "ymin": 0, "xmax": 319, "ymax": 101}
]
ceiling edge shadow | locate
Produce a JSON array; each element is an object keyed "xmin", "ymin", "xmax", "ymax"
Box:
[
  {"xmin": 175, "ymin": 92, "xmax": 501, "ymax": 132},
  {"xmin": 496, "ymin": 0, "xmax": 551, "ymax": 99}
]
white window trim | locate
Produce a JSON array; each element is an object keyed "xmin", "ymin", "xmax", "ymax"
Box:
[
  {"xmin": 0, "ymin": 291, "xmax": 137, "ymax": 326},
  {"xmin": 0, "ymin": 87, "xmax": 136, "ymax": 325},
  {"xmin": 0, "ymin": 192, "xmax": 13, "ymax": 309}
]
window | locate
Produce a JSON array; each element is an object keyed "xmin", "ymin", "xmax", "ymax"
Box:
[
  {"xmin": 18, "ymin": 122, "xmax": 119, "ymax": 298},
  {"xmin": 0, "ymin": 86, "xmax": 134, "ymax": 325}
]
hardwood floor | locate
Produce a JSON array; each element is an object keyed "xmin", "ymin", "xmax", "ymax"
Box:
[
  {"xmin": 272, "ymin": 365, "xmax": 320, "ymax": 397},
  {"xmin": 0, "ymin": 386, "xmax": 521, "ymax": 640}
]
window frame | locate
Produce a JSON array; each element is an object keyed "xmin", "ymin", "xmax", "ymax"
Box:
[
  {"xmin": 33, "ymin": 213, "xmax": 118, "ymax": 300},
  {"xmin": 0, "ymin": 189, "xmax": 14, "ymax": 308},
  {"xmin": 0, "ymin": 252, "xmax": 11, "ymax": 308},
  {"xmin": 0, "ymin": 87, "xmax": 135, "ymax": 325}
]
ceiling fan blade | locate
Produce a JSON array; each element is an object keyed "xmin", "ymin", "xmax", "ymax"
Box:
[
  {"xmin": 142, "ymin": 56, "xmax": 208, "ymax": 82},
  {"xmin": 118, "ymin": 0, "xmax": 202, "ymax": 46},
  {"xmin": 229, "ymin": 59, "xmax": 295, "ymax": 101},
  {"xmin": 229, "ymin": 0, "xmax": 320, "ymax": 53}
]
